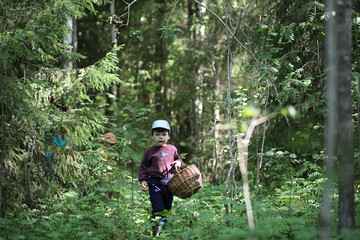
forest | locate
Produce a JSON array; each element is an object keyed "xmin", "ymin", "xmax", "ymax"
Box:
[{"xmin": 0, "ymin": 0, "xmax": 359, "ymax": 239}]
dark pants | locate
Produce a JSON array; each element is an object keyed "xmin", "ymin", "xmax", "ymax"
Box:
[{"xmin": 147, "ymin": 177, "xmax": 173, "ymax": 219}]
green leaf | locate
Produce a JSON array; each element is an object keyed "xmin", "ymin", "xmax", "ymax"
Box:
[
  {"xmin": 269, "ymin": 66, "xmax": 278, "ymax": 73},
  {"xmin": 242, "ymin": 105, "xmax": 260, "ymax": 118}
]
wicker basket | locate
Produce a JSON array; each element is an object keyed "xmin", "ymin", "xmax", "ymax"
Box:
[{"xmin": 168, "ymin": 164, "xmax": 202, "ymax": 199}]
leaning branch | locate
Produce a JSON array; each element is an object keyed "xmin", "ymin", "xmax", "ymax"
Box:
[{"xmin": 237, "ymin": 114, "xmax": 272, "ymax": 230}]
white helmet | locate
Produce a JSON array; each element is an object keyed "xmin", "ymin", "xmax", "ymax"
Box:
[{"xmin": 152, "ymin": 120, "xmax": 171, "ymax": 133}]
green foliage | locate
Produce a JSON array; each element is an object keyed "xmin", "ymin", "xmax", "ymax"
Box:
[
  {"xmin": 1, "ymin": 169, "xmax": 359, "ymax": 239},
  {"xmin": 158, "ymin": 26, "xmax": 184, "ymax": 42},
  {"xmin": 243, "ymin": 0, "xmax": 327, "ymax": 157},
  {"xmin": 1, "ymin": 0, "xmax": 359, "ymax": 239},
  {"xmin": 257, "ymin": 149, "xmax": 325, "ymax": 193},
  {"xmin": 0, "ymin": 0, "xmax": 123, "ymax": 217},
  {"xmin": 0, "ymin": 169, "xmax": 146, "ymax": 239},
  {"xmin": 0, "ymin": 180, "xmax": 322, "ymax": 239}
]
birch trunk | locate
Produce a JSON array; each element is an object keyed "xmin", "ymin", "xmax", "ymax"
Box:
[{"xmin": 212, "ymin": 58, "xmax": 220, "ymax": 185}]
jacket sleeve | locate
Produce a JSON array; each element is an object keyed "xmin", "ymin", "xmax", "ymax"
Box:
[{"xmin": 138, "ymin": 150, "xmax": 150, "ymax": 182}]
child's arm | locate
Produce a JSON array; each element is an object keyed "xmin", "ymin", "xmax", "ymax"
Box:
[
  {"xmin": 139, "ymin": 149, "xmax": 150, "ymax": 191},
  {"xmin": 173, "ymin": 147, "xmax": 183, "ymax": 172}
]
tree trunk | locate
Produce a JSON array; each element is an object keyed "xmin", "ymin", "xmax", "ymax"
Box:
[
  {"xmin": 321, "ymin": 0, "xmax": 354, "ymax": 238},
  {"xmin": 335, "ymin": 0, "xmax": 355, "ymax": 233},
  {"xmin": 236, "ymin": 116, "xmax": 268, "ymax": 230},
  {"xmin": 255, "ymin": 123, "xmax": 266, "ymax": 198},
  {"xmin": 63, "ymin": 16, "xmax": 75, "ymax": 69},
  {"xmin": 0, "ymin": 71, "xmax": 5, "ymax": 216},
  {"xmin": 72, "ymin": 18, "xmax": 78, "ymax": 69},
  {"xmin": 212, "ymin": 57, "xmax": 220, "ymax": 185},
  {"xmin": 223, "ymin": 45, "xmax": 235, "ymax": 226},
  {"xmin": 195, "ymin": 0, "xmax": 206, "ymax": 181},
  {"xmin": 110, "ymin": 0, "xmax": 118, "ymax": 119},
  {"xmin": 237, "ymin": 134, "xmax": 255, "ymax": 230},
  {"xmin": 154, "ymin": 0, "xmax": 167, "ymax": 113},
  {"xmin": 320, "ymin": 0, "xmax": 338, "ymax": 238}
]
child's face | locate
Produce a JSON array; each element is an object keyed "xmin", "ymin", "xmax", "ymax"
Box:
[
  {"xmin": 152, "ymin": 130, "xmax": 170, "ymax": 147},
  {"xmin": 103, "ymin": 141, "xmax": 113, "ymax": 148}
]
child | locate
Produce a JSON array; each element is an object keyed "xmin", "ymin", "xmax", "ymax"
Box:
[
  {"xmin": 97, "ymin": 132, "xmax": 117, "ymax": 168},
  {"xmin": 98, "ymin": 132, "xmax": 117, "ymax": 148},
  {"xmin": 138, "ymin": 120, "xmax": 183, "ymax": 236}
]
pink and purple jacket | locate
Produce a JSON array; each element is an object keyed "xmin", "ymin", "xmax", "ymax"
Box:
[{"xmin": 138, "ymin": 144, "xmax": 183, "ymax": 182}]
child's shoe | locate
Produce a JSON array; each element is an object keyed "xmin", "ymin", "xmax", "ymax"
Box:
[{"xmin": 152, "ymin": 221, "xmax": 165, "ymax": 236}]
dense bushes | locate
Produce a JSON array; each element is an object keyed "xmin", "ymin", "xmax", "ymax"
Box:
[{"xmin": 1, "ymin": 166, "xmax": 358, "ymax": 239}]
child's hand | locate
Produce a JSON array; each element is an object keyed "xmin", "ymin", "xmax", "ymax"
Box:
[
  {"xmin": 141, "ymin": 181, "xmax": 148, "ymax": 192},
  {"xmin": 174, "ymin": 160, "xmax": 182, "ymax": 172}
]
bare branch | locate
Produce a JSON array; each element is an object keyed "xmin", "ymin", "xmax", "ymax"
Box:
[
  {"xmin": 193, "ymin": 0, "xmax": 257, "ymax": 61},
  {"xmin": 193, "ymin": 0, "xmax": 290, "ymax": 126},
  {"xmin": 121, "ymin": 0, "xmax": 137, "ymax": 27},
  {"xmin": 159, "ymin": 0, "xmax": 181, "ymax": 39}
]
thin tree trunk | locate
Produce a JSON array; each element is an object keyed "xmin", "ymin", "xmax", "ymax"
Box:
[
  {"xmin": 72, "ymin": 18, "xmax": 78, "ymax": 69},
  {"xmin": 190, "ymin": 0, "xmax": 206, "ymax": 175},
  {"xmin": 222, "ymin": 0, "xmax": 240, "ymax": 225},
  {"xmin": 237, "ymin": 134, "xmax": 254, "ymax": 230},
  {"xmin": 212, "ymin": 57, "xmax": 220, "ymax": 185},
  {"xmin": 255, "ymin": 122, "xmax": 266, "ymax": 198},
  {"xmin": 186, "ymin": 0, "xmax": 201, "ymax": 170},
  {"xmin": 223, "ymin": 42, "xmax": 234, "ymax": 227},
  {"xmin": 154, "ymin": 0, "xmax": 167, "ymax": 112},
  {"xmin": 63, "ymin": 16, "xmax": 74, "ymax": 69},
  {"xmin": 0, "ymin": 71, "xmax": 5, "ymax": 216},
  {"xmin": 195, "ymin": 0, "xmax": 205, "ymax": 167},
  {"xmin": 237, "ymin": 115, "xmax": 268, "ymax": 230},
  {"xmin": 111, "ymin": 0, "xmax": 118, "ymax": 119},
  {"xmin": 255, "ymin": 90, "xmax": 268, "ymax": 198}
]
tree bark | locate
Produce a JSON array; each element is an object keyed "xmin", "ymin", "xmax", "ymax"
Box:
[
  {"xmin": 154, "ymin": 0, "xmax": 167, "ymax": 113},
  {"xmin": 0, "ymin": 71, "xmax": 5, "ymax": 216},
  {"xmin": 212, "ymin": 57, "xmax": 220, "ymax": 185},
  {"xmin": 321, "ymin": 0, "xmax": 354, "ymax": 238},
  {"xmin": 236, "ymin": 116, "xmax": 268, "ymax": 230},
  {"xmin": 111, "ymin": 0, "xmax": 118, "ymax": 119},
  {"xmin": 320, "ymin": 0, "xmax": 337, "ymax": 238},
  {"xmin": 223, "ymin": 44, "xmax": 235, "ymax": 226},
  {"xmin": 63, "ymin": 16, "xmax": 75, "ymax": 69},
  {"xmin": 237, "ymin": 135, "xmax": 255, "ymax": 230},
  {"xmin": 335, "ymin": 0, "xmax": 355, "ymax": 233}
]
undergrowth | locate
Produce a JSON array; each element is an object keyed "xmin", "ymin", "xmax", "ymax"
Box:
[{"xmin": 1, "ymin": 169, "xmax": 359, "ymax": 240}]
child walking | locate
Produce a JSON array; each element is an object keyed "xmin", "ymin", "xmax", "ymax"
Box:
[{"xmin": 138, "ymin": 120, "xmax": 183, "ymax": 236}]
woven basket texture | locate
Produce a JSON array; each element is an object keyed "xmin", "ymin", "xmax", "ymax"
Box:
[{"xmin": 168, "ymin": 164, "xmax": 202, "ymax": 199}]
